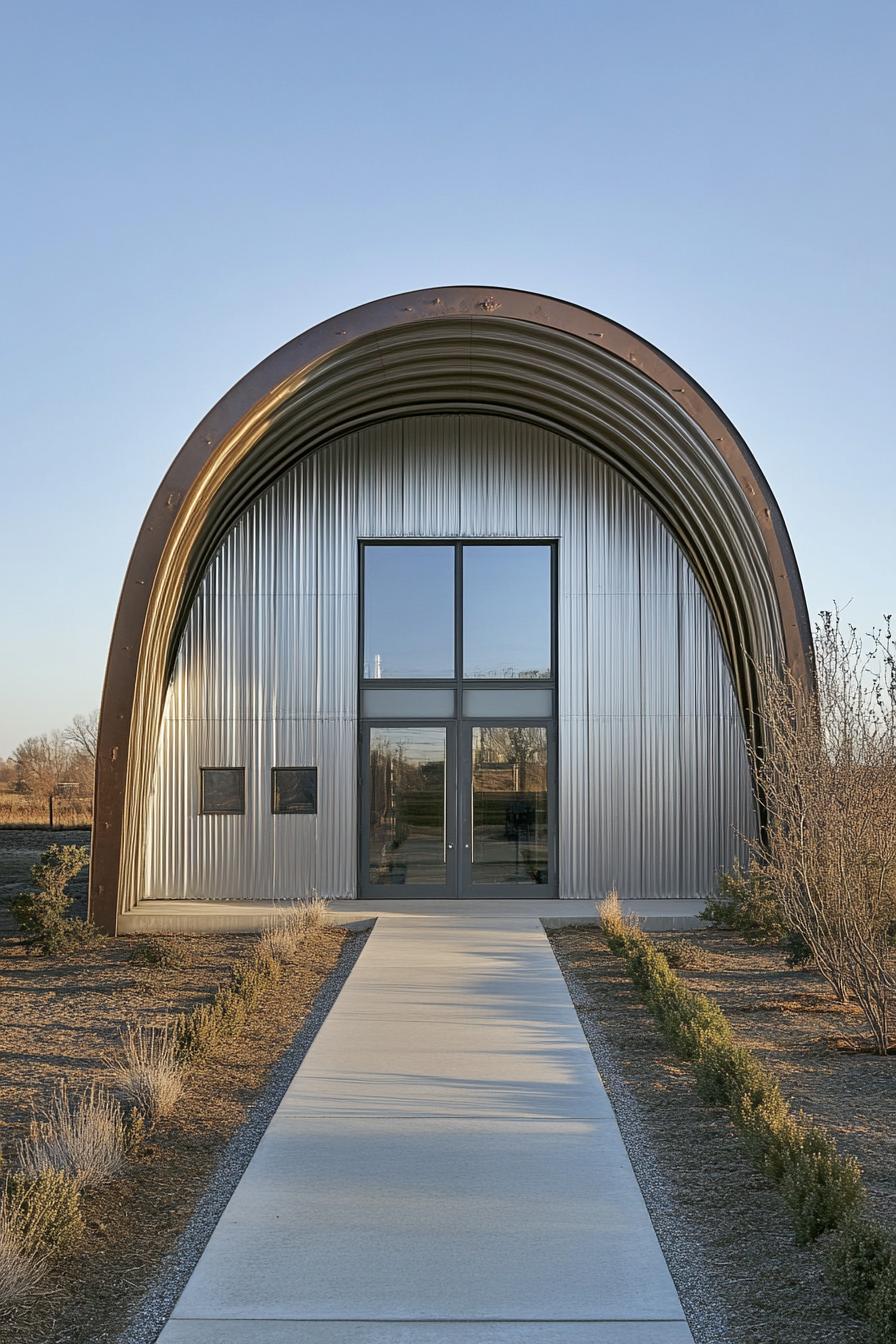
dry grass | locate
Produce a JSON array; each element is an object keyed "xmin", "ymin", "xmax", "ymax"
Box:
[
  {"xmin": 0, "ymin": 1209, "xmax": 43, "ymax": 1312},
  {"xmin": 0, "ymin": 922, "xmax": 354, "ymax": 1344},
  {"xmin": 257, "ymin": 923, "xmax": 296, "ymax": 964},
  {"xmin": 261, "ymin": 894, "xmax": 331, "ymax": 960},
  {"xmin": 597, "ymin": 889, "xmax": 637, "ymax": 935},
  {"xmin": 106, "ymin": 1023, "xmax": 186, "ymax": 1123},
  {"xmin": 0, "ymin": 791, "xmax": 91, "ymax": 827},
  {"xmin": 18, "ymin": 1084, "xmax": 130, "ymax": 1188}
]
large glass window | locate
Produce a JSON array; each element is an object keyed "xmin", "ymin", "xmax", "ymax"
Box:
[
  {"xmin": 463, "ymin": 545, "xmax": 552, "ymax": 679},
  {"xmin": 363, "ymin": 545, "xmax": 455, "ymax": 679}
]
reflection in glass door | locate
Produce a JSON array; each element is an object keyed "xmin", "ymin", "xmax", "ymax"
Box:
[
  {"xmin": 364, "ymin": 726, "xmax": 455, "ymax": 895},
  {"xmin": 464, "ymin": 725, "xmax": 551, "ymax": 893}
]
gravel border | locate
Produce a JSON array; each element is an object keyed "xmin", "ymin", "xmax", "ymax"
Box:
[
  {"xmin": 117, "ymin": 925, "xmax": 371, "ymax": 1344},
  {"xmin": 558, "ymin": 951, "xmax": 735, "ymax": 1344}
]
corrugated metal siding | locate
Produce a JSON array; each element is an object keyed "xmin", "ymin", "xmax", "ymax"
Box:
[{"xmin": 144, "ymin": 413, "xmax": 754, "ymax": 901}]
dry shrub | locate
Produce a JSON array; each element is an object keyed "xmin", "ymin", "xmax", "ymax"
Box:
[
  {"xmin": 661, "ymin": 936, "xmax": 710, "ymax": 970},
  {"xmin": 18, "ymin": 1083, "xmax": 132, "ymax": 1187},
  {"xmin": 0, "ymin": 1217, "xmax": 42, "ymax": 1312},
  {"xmin": 753, "ymin": 611, "xmax": 896, "ymax": 1052},
  {"xmin": 258, "ymin": 923, "xmax": 294, "ymax": 964},
  {"xmin": 173, "ymin": 1000, "xmax": 221, "ymax": 1061},
  {"xmin": 257, "ymin": 894, "xmax": 331, "ymax": 963},
  {"xmin": 107, "ymin": 1023, "xmax": 185, "ymax": 1122},
  {"xmin": 597, "ymin": 889, "xmax": 637, "ymax": 939},
  {"xmin": 128, "ymin": 935, "xmax": 192, "ymax": 969},
  {"xmin": 1, "ymin": 1171, "xmax": 83, "ymax": 1255}
]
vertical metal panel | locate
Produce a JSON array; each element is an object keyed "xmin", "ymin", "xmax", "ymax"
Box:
[
  {"xmin": 357, "ymin": 421, "xmax": 404, "ymax": 538},
  {"xmin": 587, "ymin": 596, "xmax": 641, "ymax": 717},
  {"xmin": 402, "ymin": 416, "xmax": 461, "ymax": 536},
  {"xmin": 144, "ymin": 412, "xmax": 756, "ymax": 903}
]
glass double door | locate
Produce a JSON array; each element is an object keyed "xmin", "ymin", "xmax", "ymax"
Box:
[{"xmin": 362, "ymin": 721, "xmax": 553, "ymax": 898}]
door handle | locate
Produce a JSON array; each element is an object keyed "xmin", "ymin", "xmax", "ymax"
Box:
[{"xmin": 447, "ymin": 843, "xmax": 454, "ymax": 850}]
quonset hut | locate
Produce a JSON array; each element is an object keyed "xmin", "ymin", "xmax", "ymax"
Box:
[{"xmin": 89, "ymin": 288, "xmax": 811, "ymax": 933}]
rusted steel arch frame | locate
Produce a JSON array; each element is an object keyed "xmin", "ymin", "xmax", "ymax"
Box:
[{"xmin": 89, "ymin": 287, "xmax": 813, "ymax": 933}]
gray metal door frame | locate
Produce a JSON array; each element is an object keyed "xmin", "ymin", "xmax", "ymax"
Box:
[
  {"xmin": 360, "ymin": 719, "xmax": 458, "ymax": 899},
  {"xmin": 358, "ymin": 539, "xmax": 558, "ymax": 900},
  {"xmin": 459, "ymin": 717, "xmax": 557, "ymax": 899}
]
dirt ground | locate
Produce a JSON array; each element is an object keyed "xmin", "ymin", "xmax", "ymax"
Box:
[
  {"xmin": 0, "ymin": 921, "xmax": 353, "ymax": 1344},
  {"xmin": 658, "ymin": 929, "xmax": 896, "ymax": 1229},
  {"xmin": 549, "ymin": 925, "xmax": 887, "ymax": 1344}
]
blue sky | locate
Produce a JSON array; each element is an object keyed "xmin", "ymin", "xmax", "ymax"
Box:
[{"xmin": 1, "ymin": 0, "xmax": 894, "ymax": 755}]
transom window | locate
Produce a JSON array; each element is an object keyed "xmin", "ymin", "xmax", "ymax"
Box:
[{"xmin": 362, "ymin": 541, "xmax": 553, "ymax": 685}]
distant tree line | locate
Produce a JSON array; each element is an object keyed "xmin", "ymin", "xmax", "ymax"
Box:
[{"xmin": 0, "ymin": 711, "xmax": 98, "ymax": 816}]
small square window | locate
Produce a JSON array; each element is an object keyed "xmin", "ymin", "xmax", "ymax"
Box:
[
  {"xmin": 272, "ymin": 767, "xmax": 317, "ymax": 815},
  {"xmin": 200, "ymin": 767, "xmax": 245, "ymax": 815}
]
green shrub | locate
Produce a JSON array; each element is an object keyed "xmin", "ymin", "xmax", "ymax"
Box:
[
  {"xmin": 661, "ymin": 936, "xmax": 710, "ymax": 970},
  {"xmin": 779, "ymin": 1121, "xmax": 865, "ymax": 1243},
  {"xmin": 781, "ymin": 928, "xmax": 814, "ymax": 968},
  {"xmin": 10, "ymin": 845, "xmax": 97, "ymax": 955},
  {"xmin": 733, "ymin": 1088, "xmax": 801, "ymax": 1174},
  {"xmin": 693, "ymin": 1037, "xmax": 776, "ymax": 1111},
  {"xmin": 1, "ymin": 1170, "xmax": 83, "ymax": 1254},
  {"xmin": 869, "ymin": 1251, "xmax": 896, "ymax": 1344},
  {"xmin": 128, "ymin": 935, "xmax": 193, "ymax": 969},
  {"xmin": 173, "ymin": 1001, "xmax": 222, "ymax": 1061},
  {"xmin": 172, "ymin": 935, "xmax": 285, "ymax": 1062},
  {"xmin": 701, "ymin": 856, "xmax": 786, "ymax": 943},
  {"xmin": 231, "ymin": 954, "xmax": 279, "ymax": 1010},
  {"xmin": 826, "ymin": 1216, "xmax": 895, "ymax": 1316},
  {"xmin": 599, "ymin": 894, "xmax": 871, "ymax": 1253}
]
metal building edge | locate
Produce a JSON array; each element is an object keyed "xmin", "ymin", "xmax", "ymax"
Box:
[{"xmin": 90, "ymin": 286, "xmax": 813, "ymax": 933}]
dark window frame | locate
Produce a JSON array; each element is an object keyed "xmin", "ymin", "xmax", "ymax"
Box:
[
  {"xmin": 271, "ymin": 765, "xmax": 318, "ymax": 815},
  {"xmin": 200, "ymin": 766, "xmax": 246, "ymax": 815},
  {"xmin": 357, "ymin": 539, "xmax": 558, "ymax": 900},
  {"xmin": 360, "ymin": 540, "xmax": 457, "ymax": 681},
  {"xmin": 360, "ymin": 539, "xmax": 557, "ymax": 693}
]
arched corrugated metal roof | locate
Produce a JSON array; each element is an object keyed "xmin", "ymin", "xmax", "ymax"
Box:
[{"xmin": 89, "ymin": 287, "xmax": 812, "ymax": 931}]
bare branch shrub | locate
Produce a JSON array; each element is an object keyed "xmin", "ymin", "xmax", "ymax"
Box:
[
  {"xmin": 107, "ymin": 1023, "xmax": 186, "ymax": 1122},
  {"xmin": 18, "ymin": 1083, "xmax": 131, "ymax": 1187},
  {"xmin": 753, "ymin": 610, "xmax": 896, "ymax": 1051}
]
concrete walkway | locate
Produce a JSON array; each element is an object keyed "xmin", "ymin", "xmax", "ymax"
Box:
[{"xmin": 158, "ymin": 912, "xmax": 694, "ymax": 1343}]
